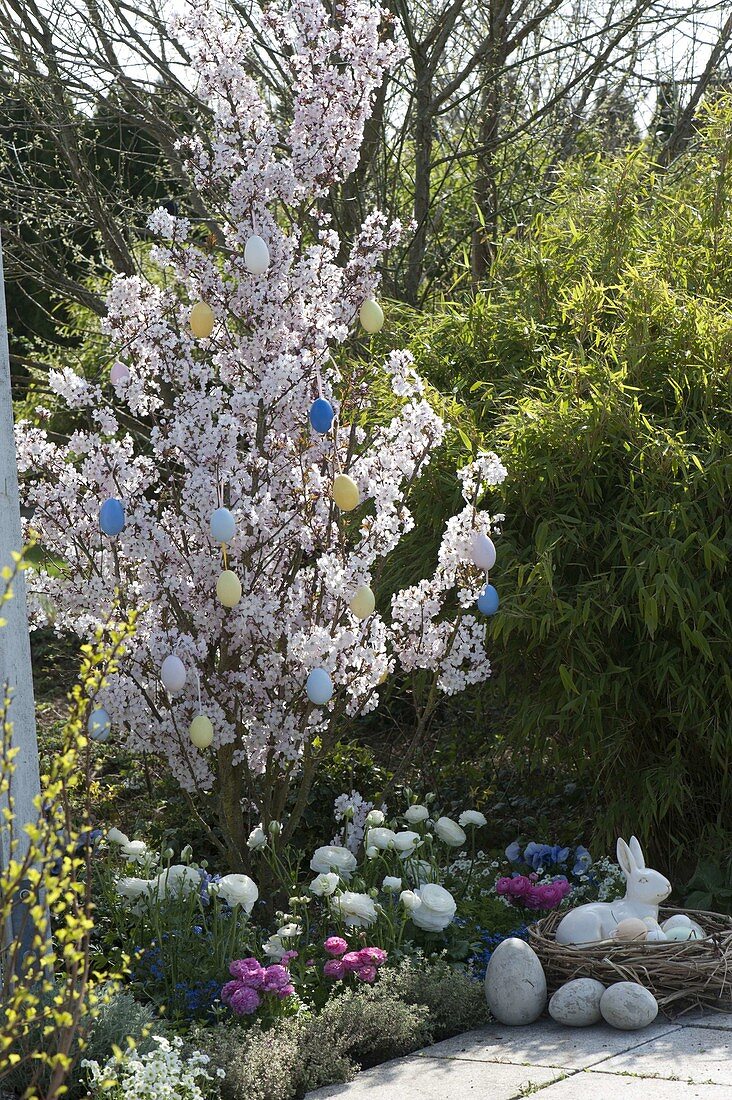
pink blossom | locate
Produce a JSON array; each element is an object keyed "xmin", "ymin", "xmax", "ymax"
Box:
[
  {"xmin": 323, "ymin": 959, "xmax": 346, "ymax": 980},
  {"xmin": 229, "ymin": 957, "xmax": 265, "ymax": 985},
  {"xmin": 263, "ymin": 964, "xmax": 291, "ymax": 991},
  {"xmin": 324, "ymin": 936, "xmax": 349, "ymax": 957},
  {"xmin": 229, "ymin": 985, "xmax": 262, "ymax": 1015},
  {"xmin": 356, "ymin": 965, "xmax": 377, "ymax": 982},
  {"xmin": 276, "ymin": 984, "xmax": 295, "ymax": 999},
  {"xmin": 341, "ymin": 951, "xmax": 363, "ymax": 972},
  {"xmin": 358, "ymin": 946, "xmax": 387, "ymax": 966}
]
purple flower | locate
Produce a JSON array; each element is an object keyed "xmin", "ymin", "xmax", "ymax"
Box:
[
  {"xmin": 229, "ymin": 957, "xmax": 265, "ymax": 986},
  {"xmin": 358, "ymin": 946, "xmax": 387, "ymax": 966},
  {"xmin": 342, "ymin": 951, "xmax": 363, "ymax": 973},
  {"xmin": 229, "ymin": 985, "xmax": 262, "ymax": 1015},
  {"xmin": 323, "ymin": 959, "xmax": 345, "ymax": 980},
  {"xmin": 276, "ymin": 984, "xmax": 295, "ymax": 999},
  {"xmin": 505, "ymin": 840, "xmax": 521, "ymax": 862},
  {"xmin": 356, "ymin": 965, "xmax": 377, "ymax": 982},
  {"xmin": 324, "ymin": 936, "xmax": 349, "ymax": 957},
  {"xmin": 263, "ymin": 964, "xmax": 291, "ymax": 991},
  {"xmin": 572, "ymin": 846, "xmax": 592, "ymax": 875}
]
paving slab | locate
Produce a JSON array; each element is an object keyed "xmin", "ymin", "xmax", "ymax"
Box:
[
  {"xmin": 595, "ymin": 1026, "xmax": 732, "ymax": 1086},
  {"xmin": 529, "ymin": 1073, "xmax": 732, "ymax": 1098},
  {"xmin": 307, "ymin": 1055, "xmax": 563, "ymax": 1099},
  {"xmin": 413, "ymin": 1018, "xmax": 681, "ymax": 1071},
  {"xmin": 679, "ymin": 1009, "xmax": 732, "ymax": 1031}
]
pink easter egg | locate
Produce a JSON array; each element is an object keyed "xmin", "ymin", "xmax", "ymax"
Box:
[{"xmin": 110, "ymin": 361, "xmax": 130, "ymax": 384}]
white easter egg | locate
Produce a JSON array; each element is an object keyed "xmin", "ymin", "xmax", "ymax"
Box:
[
  {"xmin": 217, "ymin": 570, "xmax": 242, "ymax": 608},
  {"xmin": 471, "ymin": 532, "xmax": 496, "ymax": 571},
  {"xmin": 161, "ymin": 655, "xmax": 186, "ymax": 693},
  {"xmin": 349, "ymin": 585, "xmax": 375, "ymax": 620},
  {"xmin": 244, "ymin": 235, "xmax": 270, "ymax": 275},
  {"xmin": 359, "ymin": 299, "xmax": 384, "ymax": 334},
  {"xmin": 190, "ymin": 714, "xmax": 214, "ymax": 749},
  {"xmin": 189, "ymin": 301, "xmax": 214, "ymax": 339}
]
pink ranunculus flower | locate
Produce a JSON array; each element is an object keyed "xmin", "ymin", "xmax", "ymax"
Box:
[
  {"xmin": 263, "ymin": 964, "xmax": 291, "ymax": 991},
  {"xmin": 324, "ymin": 936, "xmax": 349, "ymax": 957},
  {"xmin": 356, "ymin": 965, "xmax": 377, "ymax": 982},
  {"xmin": 229, "ymin": 957, "xmax": 265, "ymax": 985},
  {"xmin": 323, "ymin": 959, "xmax": 346, "ymax": 980},
  {"xmin": 281, "ymin": 950, "xmax": 299, "ymax": 964},
  {"xmin": 342, "ymin": 951, "xmax": 363, "ymax": 972},
  {"xmin": 229, "ymin": 985, "xmax": 262, "ymax": 1015},
  {"xmin": 358, "ymin": 946, "xmax": 387, "ymax": 966},
  {"xmin": 277, "ymin": 984, "xmax": 295, "ymax": 999},
  {"xmin": 220, "ymin": 979, "xmax": 239, "ymax": 1005}
]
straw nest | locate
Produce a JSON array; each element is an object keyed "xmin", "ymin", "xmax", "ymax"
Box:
[{"xmin": 528, "ymin": 907, "xmax": 732, "ymax": 1015}]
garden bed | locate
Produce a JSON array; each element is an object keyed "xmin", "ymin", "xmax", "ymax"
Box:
[{"xmin": 529, "ymin": 906, "xmax": 732, "ymax": 1015}]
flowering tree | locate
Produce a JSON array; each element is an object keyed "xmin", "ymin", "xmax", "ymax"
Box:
[{"xmin": 17, "ymin": 0, "xmax": 506, "ymax": 867}]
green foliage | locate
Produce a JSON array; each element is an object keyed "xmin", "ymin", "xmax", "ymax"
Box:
[
  {"xmin": 684, "ymin": 849, "xmax": 732, "ymax": 914},
  {"xmin": 397, "ymin": 101, "xmax": 732, "ymax": 874}
]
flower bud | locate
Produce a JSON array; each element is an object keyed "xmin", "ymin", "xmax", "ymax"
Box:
[
  {"xmin": 181, "ymin": 844, "xmax": 193, "ymax": 863},
  {"xmin": 269, "ymin": 820, "xmax": 281, "ymax": 836}
]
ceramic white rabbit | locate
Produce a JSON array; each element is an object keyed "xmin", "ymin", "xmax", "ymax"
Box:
[{"xmin": 555, "ymin": 836, "xmax": 671, "ymax": 945}]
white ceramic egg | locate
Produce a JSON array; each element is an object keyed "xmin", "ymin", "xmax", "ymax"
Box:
[
  {"xmin": 245, "ymin": 235, "xmax": 270, "ymax": 275},
  {"xmin": 471, "ymin": 533, "xmax": 496, "ymax": 572},
  {"xmin": 161, "ymin": 655, "xmax": 186, "ymax": 693}
]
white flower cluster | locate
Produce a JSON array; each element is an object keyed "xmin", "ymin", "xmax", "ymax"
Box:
[{"xmin": 83, "ymin": 1035, "xmax": 223, "ymax": 1100}]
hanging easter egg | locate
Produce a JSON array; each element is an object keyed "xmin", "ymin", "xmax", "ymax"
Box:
[
  {"xmin": 332, "ymin": 473, "xmax": 360, "ymax": 512},
  {"xmin": 110, "ymin": 361, "xmax": 129, "ymax": 384},
  {"xmin": 190, "ymin": 714, "xmax": 214, "ymax": 749},
  {"xmin": 244, "ymin": 235, "xmax": 270, "ymax": 275},
  {"xmin": 471, "ymin": 532, "xmax": 496, "ymax": 572},
  {"xmin": 477, "ymin": 583, "xmax": 499, "ymax": 616},
  {"xmin": 189, "ymin": 302, "xmax": 214, "ymax": 339},
  {"xmin": 306, "ymin": 668, "xmax": 333, "ymax": 705},
  {"xmin": 309, "ymin": 398, "xmax": 335, "ymax": 434},
  {"xmin": 210, "ymin": 507, "xmax": 236, "ymax": 543},
  {"xmin": 161, "ymin": 655, "xmax": 186, "ymax": 694},
  {"xmin": 350, "ymin": 584, "xmax": 375, "ymax": 620},
  {"xmin": 217, "ymin": 569, "xmax": 242, "ymax": 608},
  {"xmin": 359, "ymin": 298, "xmax": 384, "ymax": 334},
  {"xmin": 87, "ymin": 708, "xmax": 111, "ymax": 743},
  {"xmin": 99, "ymin": 498, "xmax": 125, "ymax": 537}
]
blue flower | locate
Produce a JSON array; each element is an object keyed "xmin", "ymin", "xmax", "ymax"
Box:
[
  {"xmin": 523, "ymin": 842, "xmax": 570, "ymax": 870},
  {"xmin": 505, "ymin": 840, "xmax": 522, "ymax": 862},
  {"xmin": 572, "ymin": 846, "xmax": 592, "ymax": 875}
]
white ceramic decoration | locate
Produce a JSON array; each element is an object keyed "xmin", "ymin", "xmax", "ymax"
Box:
[
  {"xmin": 484, "ymin": 937, "xmax": 547, "ymax": 1025},
  {"xmin": 549, "ymin": 978, "xmax": 606, "ymax": 1027},
  {"xmin": 555, "ymin": 836, "xmax": 671, "ymax": 945},
  {"xmin": 600, "ymin": 982, "xmax": 658, "ymax": 1030},
  {"xmin": 662, "ymin": 914, "xmax": 705, "ymax": 939}
]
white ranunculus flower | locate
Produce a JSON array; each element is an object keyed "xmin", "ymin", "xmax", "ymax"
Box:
[
  {"xmin": 410, "ymin": 883, "xmax": 457, "ymax": 932},
  {"xmin": 107, "ymin": 828, "xmax": 130, "ymax": 846},
  {"xmin": 383, "ymin": 876, "xmax": 402, "ymax": 892},
  {"xmin": 215, "ymin": 873, "xmax": 258, "ymax": 913},
  {"xmin": 116, "ymin": 876, "xmax": 152, "ymax": 902},
  {"xmin": 458, "ymin": 810, "xmax": 487, "ymax": 828},
  {"xmin": 263, "ymin": 935, "xmax": 286, "ymax": 959},
  {"xmin": 247, "ymin": 825, "xmax": 267, "ymax": 850},
  {"xmin": 309, "ymin": 872, "xmax": 340, "ymax": 897},
  {"xmin": 404, "ymin": 805, "xmax": 429, "ymax": 824},
  {"xmin": 153, "ymin": 864, "xmax": 201, "ymax": 898},
  {"xmin": 277, "ymin": 922, "xmax": 303, "ymax": 939},
  {"xmin": 366, "ymin": 809, "xmax": 385, "ymax": 827},
  {"xmin": 393, "ymin": 830, "xmax": 421, "ymax": 858},
  {"xmin": 366, "ymin": 846, "xmax": 378, "ymax": 859},
  {"xmin": 310, "ymin": 845, "xmax": 357, "ymax": 879},
  {"xmin": 121, "ymin": 839, "xmax": 149, "ymax": 864},
  {"xmin": 434, "ymin": 816, "xmax": 467, "ymax": 847},
  {"xmin": 399, "ymin": 889, "xmax": 422, "ymax": 911},
  {"xmin": 365, "ymin": 827, "xmax": 397, "ymax": 850},
  {"xmin": 331, "ymin": 891, "xmax": 378, "ymax": 927}
]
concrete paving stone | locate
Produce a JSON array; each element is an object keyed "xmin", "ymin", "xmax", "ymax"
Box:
[
  {"xmin": 679, "ymin": 1008, "xmax": 732, "ymax": 1031},
  {"xmin": 528, "ymin": 1072, "xmax": 732, "ymax": 1098},
  {"xmin": 595, "ymin": 1026, "xmax": 732, "ymax": 1086},
  {"xmin": 413, "ymin": 1018, "xmax": 681, "ymax": 1071},
  {"xmin": 306, "ymin": 1055, "xmax": 564, "ymax": 1099}
]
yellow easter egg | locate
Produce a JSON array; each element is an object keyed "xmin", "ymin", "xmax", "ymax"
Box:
[
  {"xmin": 189, "ymin": 301, "xmax": 215, "ymax": 339},
  {"xmin": 216, "ymin": 569, "xmax": 242, "ymax": 608},
  {"xmin": 332, "ymin": 474, "xmax": 360, "ymax": 512},
  {"xmin": 350, "ymin": 584, "xmax": 375, "ymax": 620},
  {"xmin": 190, "ymin": 714, "xmax": 214, "ymax": 749},
  {"xmin": 359, "ymin": 298, "xmax": 384, "ymax": 334},
  {"xmin": 614, "ymin": 917, "xmax": 648, "ymax": 942}
]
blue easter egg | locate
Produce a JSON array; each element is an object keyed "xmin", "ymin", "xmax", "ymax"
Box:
[
  {"xmin": 99, "ymin": 498, "xmax": 125, "ymax": 537},
  {"xmin": 309, "ymin": 398, "xmax": 335, "ymax": 434},
  {"xmin": 210, "ymin": 507, "xmax": 236, "ymax": 543},
  {"xmin": 477, "ymin": 583, "xmax": 499, "ymax": 616},
  {"xmin": 88, "ymin": 708, "xmax": 111, "ymax": 742},
  {"xmin": 306, "ymin": 667, "xmax": 333, "ymax": 705}
]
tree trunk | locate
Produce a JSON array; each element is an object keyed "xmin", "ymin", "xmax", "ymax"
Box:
[{"xmin": 404, "ymin": 65, "xmax": 433, "ymax": 304}]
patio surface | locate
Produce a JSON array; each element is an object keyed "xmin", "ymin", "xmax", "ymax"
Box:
[{"xmin": 308, "ymin": 1008, "xmax": 732, "ymax": 1098}]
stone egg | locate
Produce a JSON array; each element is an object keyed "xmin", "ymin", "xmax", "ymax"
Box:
[
  {"xmin": 87, "ymin": 707, "xmax": 111, "ymax": 742},
  {"xmin": 349, "ymin": 584, "xmax": 375, "ymax": 620},
  {"xmin": 190, "ymin": 714, "xmax": 214, "ymax": 749},
  {"xmin": 161, "ymin": 655, "xmax": 186, "ymax": 694},
  {"xmin": 359, "ymin": 298, "xmax": 384, "ymax": 334},
  {"xmin": 471, "ymin": 532, "xmax": 496, "ymax": 572},
  {"xmin": 210, "ymin": 507, "xmax": 236, "ymax": 543},
  {"xmin": 600, "ymin": 982, "xmax": 658, "ymax": 1030},
  {"xmin": 244, "ymin": 234, "xmax": 270, "ymax": 275},
  {"xmin": 332, "ymin": 473, "xmax": 360, "ymax": 512},
  {"xmin": 614, "ymin": 917, "xmax": 648, "ymax": 942},
  {"xmin": 99, "ymin": 498, "xmax": 125, "ymax": 537},
  {"xmin": 477, "ymin": 583, "xmax": 499, "ymax": 616},
  {"xmin": 217, "ymin": 569, "xmax": 242, "ymax": 608},
  {"xmin": 190, "ymin": 301, "xmax": 214, "ymax": 339},
  {"xmin": 549, "ymin": 978, "xmax": 606, "ymax": 1027},
  {"xmin": 484, "ymin": 937, "xmax": 547, "ymax": 1025},
  {"xmin": 307, "ymin": 668, "xmax": 333, "ymax": 705}
]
